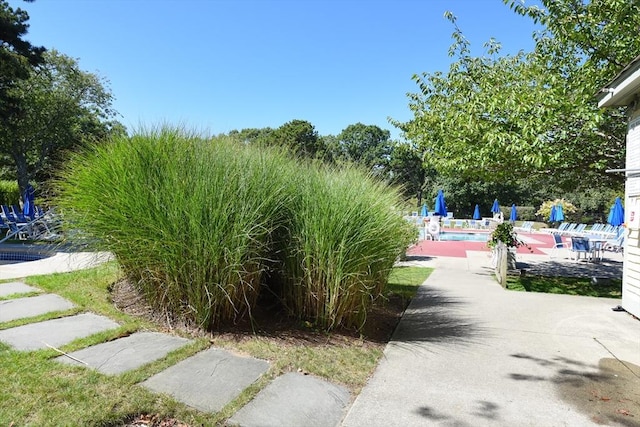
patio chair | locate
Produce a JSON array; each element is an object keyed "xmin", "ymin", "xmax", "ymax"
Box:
[
  {"xmin": 603, "ymin": 229, "xmax": 625, "ymax": 253},
  {"xmin": 454, "ymin": 219, "xmax": 464, "ymax": 228},
  {"xmin": 569, "ymin": 236, "xmax": 592, "ymax": 261},
  {"xmin": 550, "ymin": 233, "xmax": 569, "ymax": 258}
]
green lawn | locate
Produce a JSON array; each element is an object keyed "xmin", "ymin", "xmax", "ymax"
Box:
[
  {"xmin": 0, "ymin": 262, "xmax": 432, "ymax": 426},
  {"xmin": 506, "ymin": 274, "xmax": 622, "ymax": 298}
]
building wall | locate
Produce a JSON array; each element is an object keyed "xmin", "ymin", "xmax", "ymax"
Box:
[{"xmin": 623, "ymin": 111, "xmax": 640, "ymax": 318}]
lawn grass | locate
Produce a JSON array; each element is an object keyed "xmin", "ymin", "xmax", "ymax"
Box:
[
  {"xmin": 386, "ymin": 266, "xmax": 432, "ymax": 300},
  {"xmin": 506, "ymin": 274, "xmax": 622, "ymax": 298},
  {"xmin": 0, "ymin": 262, "xmax": 432, "ymax": 426}
]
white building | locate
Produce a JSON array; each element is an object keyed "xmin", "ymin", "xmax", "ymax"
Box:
[{"xmin": 598, "ymin": 54, "xmax": 640, "ymax": 319}]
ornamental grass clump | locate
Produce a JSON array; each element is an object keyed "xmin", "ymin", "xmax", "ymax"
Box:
[
  {"xmin": 56, "ymin": 126, "xmax": 413, "ymax": 331},
  {"xmin": 277, "ymin": 165, "xmax": 415, "ymax": 330},
  {"xmin": 56, "ymin": 127, "xmax": 292, "ymax": 329}
]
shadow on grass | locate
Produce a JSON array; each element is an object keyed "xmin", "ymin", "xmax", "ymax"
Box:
[{"xmin": 517, "ymin": 258, "xmax": 623, "ymax": 279}]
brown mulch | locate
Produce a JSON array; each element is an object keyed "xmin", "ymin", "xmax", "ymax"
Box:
[{"xmin": 111, "ymin": 279, "xmax": 407, "ymax": 347}]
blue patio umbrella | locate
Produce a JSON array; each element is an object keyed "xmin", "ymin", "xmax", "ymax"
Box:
[
  {"xmin": 549, "ymin": 205, "xmax": 557, "ymax": 222},
  {"xmin": 555, "ymin": 204, "xmax": 565, "ymax": 222},
  {"xmin": 420, "ymin": 203, "xmax": 428, "ymax": 217},
  {"xmin": 22, "ymin": 183, "xmax": 35, "ymax": 219},
  {"xmin": 491, "ymin": 199, "xmax": 500, "ymax": 214},
  {"xmin": 433, "ymin": 190, "xmax": 447, "ymax": 217},
  {"xmin": 608, "ymin": 197, "xmax": 624, "ymax": 226},
  {"xmin": 473, "ymin": 204, "xmax": 481, "ymax": 220},
  {"xmin": 510, "ymin": 204, "xmax": 517, "ymax": 222}
]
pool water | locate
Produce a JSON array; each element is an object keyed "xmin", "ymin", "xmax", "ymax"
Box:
[
  {"xmin": 437, "ymin": 232, "xmax": 489, "ymax": 242},
  {"xmin": 0, "ymin": 244, "xmax": 55, "ymax": 265}
]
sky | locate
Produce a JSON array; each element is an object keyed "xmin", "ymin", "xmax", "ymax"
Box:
[{"xmin": 19, "ymin": 0, "xmax": 541, "ymax": 139}]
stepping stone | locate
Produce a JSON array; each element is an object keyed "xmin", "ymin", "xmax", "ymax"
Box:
[
  {"xmin": 142, "ymin": 347, "xmax": 269, "ymax": 413},
  {"xmin": 56, "ymin": 331, "xmax": 192, "ymax": 374},
  {"xmin": 228, "ymin": 372, "xmax": 351, "ymax": 427},
  {"xmin": 0, "ymin": 282, "xmax": 40, "ymax": 298},
  {"xmin": 0, "ymin": 313, "xmax": 119, "ymax": 351},
  {"xmin": 0, "ymin": 294, "xmax": 75, "ymax": 323}
]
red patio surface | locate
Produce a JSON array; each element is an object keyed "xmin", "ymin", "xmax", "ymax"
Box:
[{"xmin": 407, "ymin": 231, "xmax": 557, "ymax": 258}]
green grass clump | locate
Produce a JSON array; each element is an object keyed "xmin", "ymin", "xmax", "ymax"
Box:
[
  {"xmin": 506, "ymin": 275, "xmax": 622, "ymax": 298},
  {"xmin": 56, "ymin": 126, "xmax": 414, "ymax": 331},
  {"xmin": 279, "ymin": 166, "xmax": 416, "ymax": 329}
]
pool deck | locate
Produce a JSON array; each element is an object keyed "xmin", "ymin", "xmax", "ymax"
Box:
[
  {"xmin": 407, "ymin": 229, "xmax": 624, "ymax": 279},
  {"xmin": 0, "ymin": 251, "xmax": 113, "ymax": 280}
]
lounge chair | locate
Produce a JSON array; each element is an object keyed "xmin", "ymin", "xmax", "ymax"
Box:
[
  {"xmin": 515, "ymin": 221, "xmax": 534, "ymax": 232},
  {"xmin": 541, "ymin": 222, "xmax": 568, "ymax": 234},
  {"xmin": 603, "ymin": 229, "xmax": 625, "ymax": 253}
]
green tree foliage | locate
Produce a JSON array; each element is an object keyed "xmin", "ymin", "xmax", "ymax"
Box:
[
  {"xmin": 338, "ymin": 122, "xmax": 392, "ymax": 174},
  {"xmin": 271, "ymin": 119, "xmax": 323, "ymax": 159},
  {"xmin": 0, "ymin": 0, "xmax": 45, "ymax": 116},
  {"xmin": 0, "ymin": 50, "xmax": 122, "ymax": 193},
  {"xmin": 388, "ymin": 141, "xmax": 428, "ymax": 204},
  {"xmin": 397, "ymin": 3, "xmax": 636, "ymax": 191},
  {"xmin": 226, "ymin": 127, "xmax": 275, "ymax": 145}
]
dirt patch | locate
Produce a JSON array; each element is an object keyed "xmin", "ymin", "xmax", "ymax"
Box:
[{"xmin": 557, "ymin": 358, "xmax": 640, "ymax": 426}]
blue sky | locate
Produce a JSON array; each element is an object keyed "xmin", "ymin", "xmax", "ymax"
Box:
[{"xmin": 20, "ymin": 0, "xmax": 540, "ymax": 139}]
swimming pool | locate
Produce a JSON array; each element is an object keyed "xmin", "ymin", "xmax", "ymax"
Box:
[
  {"xmin": 437, "ymin": 231, "xmax": 489, "ymax": 242},
  {"xmin": 0, "ymin": 244, "xmax": 55, "ymax": 265}
]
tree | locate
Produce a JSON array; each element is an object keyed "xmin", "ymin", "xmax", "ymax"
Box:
[
  {"xmin": 0, "ymin": 50, "xmax": 122, "ymax": 193},
  {"xmin": 271, "ymin": 119, "xmax": 323, "ymax": 159},
  {"xmin": 388, "ymin": 141, "xmax": 428, "ymax": 204},
  {"xmin": 396, "ymin": 5, "xmax": 633, "ymax": 191},
  {"xmin": 0, "ymin": 0, "xmax": 45, "ymax": 115},
  {"xmin": 226, "ymin": 127, "xmax": 275, "ymax": 146},
  {"xmin": 338, "ymin": 123, "xmax": 392, "ymax": 174}
]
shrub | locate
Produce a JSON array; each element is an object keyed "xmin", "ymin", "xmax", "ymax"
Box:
[
  {"xmin": 277, "ymin": 165, "xmax": 414, "ymax": 330},
  {"xmin": 0, "ymin": 180, "xmax": 20, "ymax": 206},
  {"xmin": 56, "ymin": 127, "xmax": 413, "ymax": 331}
]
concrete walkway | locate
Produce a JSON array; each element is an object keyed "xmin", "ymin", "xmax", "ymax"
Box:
[
  {"xmin": 342, "ymin": 250, "xmax": 640, "ymax": 427},
  {"xmin": 1, "ymin": 248, "xmax": 638, "ymax": 426}
]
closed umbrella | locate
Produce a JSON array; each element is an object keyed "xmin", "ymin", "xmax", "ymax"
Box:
[
  {"xmin": 608, "ymin": 197, "xmax": 624, "ymax": 226},
  {"xmin": 420, "ymin": 203, "xmax": 428, "ymax": 217},
  {"xmin": 434, "ymin": 190, "xmax": 447, "ymax": 217},
  {"xmin": 473, "ymin": 204, "xmax": 481, "ymax": 220},
  {"xmin": 22, "ymin": 183, "xmax": 35, "ymax": 220},
  {"xmin": 549, "ymin": 205, "xmax": 557, "ymax": 222},
  {"xmin": 491, "ymin": 199, "xmax": 500, "ymax": 214},
  {"xmin": 510, "ymin": 204, "xmax": 517, "ymax": 222},
  {"xmin": 555, "ymin": 204, "xmax": 565, "ymax": 222}
]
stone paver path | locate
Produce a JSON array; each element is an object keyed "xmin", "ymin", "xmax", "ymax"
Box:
[
  {"xmin": 0, "ymin": 312, "xmax": 119, "ymax": 351},
  {"xmin": 229, "ymin": 372, "xmax": 351, "ymax": 427},
  {"xmin": 56, "ymin": 331, "xmax": 192, "ymax": 374},
  {"xmin": 0, "ymin": 281, "xmax": 40, "ymax": 297},
  {"xmin": 0, "ymin": 281, "xmax": 351, "ymax": 426},
  {"xmin": 142, "ymin": 346, "xmax": 271, "ymax": 413},
  {"xmin": 0, "ymin": 293, "xmax": 74, "ymax": 322}
]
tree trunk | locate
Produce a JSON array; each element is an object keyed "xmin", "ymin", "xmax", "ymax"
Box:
[{"xmin": 12, "ymin": 146, "xmax": 29, "ymax": 199}]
